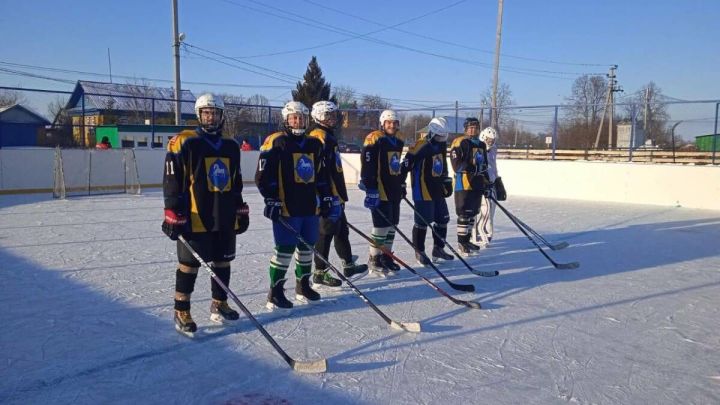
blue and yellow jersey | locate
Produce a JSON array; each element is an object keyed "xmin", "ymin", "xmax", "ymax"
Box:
[
  {"xmin": 406, "ymin": 138, "xmax": 448, "ymax": 201},
  {"xmin": 163, "ymin": 128, "xmax": 243, "ymax": 233},
  {"xmin": 255, "ymin": 130, "xmax": 330, "ymax": 217},
  {"xmin": 449, "ymin": 135, "xmax": 489, "ymax": 192},
  {"xmin": 308, "ymin": 126, "xmax": 348, "ymax": 202},
  {"xmin": 360, "ymin": 130, "xmax": 406, "ymax": 202}
]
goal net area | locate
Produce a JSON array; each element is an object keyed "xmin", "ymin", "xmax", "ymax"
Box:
[{"xmin": 53, "ymin": 147, "xmax": 141, "ymax": 199}]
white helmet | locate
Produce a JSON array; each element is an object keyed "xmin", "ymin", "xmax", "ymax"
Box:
[
  {"xmin": 479, "ymin": 126, "xmax": 498, "ymax": 148},
  {"xmin": 311, "ymin": 100, "xmax": 338, "ymax": 125},
  {"xmin": 194, "ymin": 93, "xmax": 225, "ymax": 133},
  {"xmin": 426, "ymin": 117, "xmax": 449, "ymax": 142},
  {"xmin": 282, "ymin": 101, "xmax": 309, "ymax": 135},
  {"xmin": 379, "ymin": 109, "xmax": 399, "ymax": 126}
]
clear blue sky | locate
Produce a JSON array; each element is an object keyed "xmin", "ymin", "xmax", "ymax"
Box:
[{"xmin": 1, "ymin": 0, "xmax": 718, "ymax": 136}]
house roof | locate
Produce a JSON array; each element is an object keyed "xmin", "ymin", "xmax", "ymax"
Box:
[
  {"xmin": 0, "ymin": 104, "xmax": 51, "ymax": 124},
  {"xmin": 66, "ymin": 81, "xmax": 196, "ymax": 115}
]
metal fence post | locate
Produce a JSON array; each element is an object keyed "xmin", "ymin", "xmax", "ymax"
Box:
[
  {"xmin": 629, "ymin": 104, "xmax": 636, "ymax": 162},
  {"xmin": 432, "ymin": 109, "xmax": 436, "ymax": 118},
  {"xmin": 151, "ymin": 98, "xmax": 156, "ymax": 147},
  {"xmin": 552, "ymin": 105, "xmax": 558, "ymax": 160},
  {"xmin": 266, "ymin": 106, "xmax": 272, "ymax": 136},
  {"xmin": 713, "ymin": 102, "xmax": 719, "ymax": 165},
  {"xmin": 81, "ymin": 94, "xmax": 86, "ymax": 148}
]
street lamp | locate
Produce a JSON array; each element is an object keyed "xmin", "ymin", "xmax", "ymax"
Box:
[{"xmin": 671, "ymin": 120, "xmax": 683, "ymax": 164}]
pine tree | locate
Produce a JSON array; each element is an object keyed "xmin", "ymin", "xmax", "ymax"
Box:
[{"xmin": 292, "ymin": 56, "xmax": 335, "ymax": 108}]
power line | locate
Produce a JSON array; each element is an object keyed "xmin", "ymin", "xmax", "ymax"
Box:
[
  {"xmin": 0, "ymin": 60, "xmax": 293, "ymax": 89},
  {"xmin": 300, "ymin": 0, "xmax": 608, "ymax": 68},
  {"xmin": 219, "ymin": 0, "xmax": 598, "ymax": 80}
]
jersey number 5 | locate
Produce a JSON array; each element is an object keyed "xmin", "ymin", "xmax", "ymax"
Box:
[{"xmin": 365, "ymin": 151, "xmax": 371, "ymax": 162}]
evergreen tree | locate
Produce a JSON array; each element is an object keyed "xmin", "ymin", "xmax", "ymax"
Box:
[{"xmin": 292, "ymin": 56, "xmax": 335, "ymax": 108}]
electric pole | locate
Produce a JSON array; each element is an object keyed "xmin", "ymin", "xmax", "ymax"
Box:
[
  {"xmin": 644, "ymin": 86, "xmax": 650, "ymax": 142},
  {"xmin": 491, "ymin": 0, "xmax": 504, "ymax": 129},
  {"xmin": 172, "ymin": 0, "xmax": 182, "ymax": 125},
  {"xmin": 594, "ymin": 65, "xmax": 622, "ymax": 149}
]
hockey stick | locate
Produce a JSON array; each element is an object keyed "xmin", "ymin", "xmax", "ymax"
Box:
[
  {"xmin": 501, "ymin": 208, "xmax": 568, "ymax": 251},
  {"xmin": 178, "ymin": 236, "xmax": 327, "ymax": 373},
  {"xmin": 373, "ymin": 208, "xmax": 476, "ymax": 292},
  {"xmin": 489, "ymin": 198, "xmax": 580, "ymax": 270},
  {"xmin": 278, "ymin": 217, "xmax": 421, "ymax": 333},
  {"xmin": 347, "ymin": 221, "xmax": 481, "ymax": 309},
  {"xmin": 403, "ymin": 197, "xmax": 499, "ymax": 278}
]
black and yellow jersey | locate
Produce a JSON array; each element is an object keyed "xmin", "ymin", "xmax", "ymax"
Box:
[
  {"xmin": 163, "ymin": 128, "xmax": 244, "ymax": 233},
  {"xmin": 308, "ymin": 126, "xmax": 348, "ymax": 203},
  {"xmin": 405, "ymin": 138, "xmax": 448, "ymax": 201},
  {"xmin": 449, "ymin": 135, "xmax": 489, "ymax": 192},
  {"xmin": 255, "ymin": 130, "xmax": 330, "ymax": 217},
  {"xmin": 361, "ymin": 130, "xmax": 407, "ymax": 202}
]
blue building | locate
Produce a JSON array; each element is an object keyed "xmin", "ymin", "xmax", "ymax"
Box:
[{"xmin": 0, "ymin": 104, "xmax": 51, "ymax": 148}]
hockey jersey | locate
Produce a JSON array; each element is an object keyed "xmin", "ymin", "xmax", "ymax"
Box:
[
  {"xmin": 255, "ymin": 130, "xmax": 331, "ymax": 217},
  {"xmin": 361, "ymin": 130, "xmax": 407, "ymax": 202},
  {"xmin": 405, "ymin": 138, "xmax": 448, "ymax": 201},
  {"xmin": 308, "ymin": 126, "xmax": 348, "ymax": 202},
  {"xmin": 449, "ymin": 135, "xmax": 489, "ymax": 192},
  {"xmin": 163, "ymin": 128, "xmax": 244, "ymax": 233}
]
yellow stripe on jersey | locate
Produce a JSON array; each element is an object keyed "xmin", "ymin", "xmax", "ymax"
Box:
[
  {"xmin": 188, "ymin": 171, "xmax": 208, "ymax": 233},
  {"xmin": 261, "ymin": 131, "xmax": 285, "ymax": 152},
  {"xmin": 363, "ymin": 130, "xmax": 383, "ymax": 146},
  {"xmin": 308, "ymin": 128, "xmax": 327, "ymax": 144},
  {"xmin": 167, "ymin": 129, "xmax": 198, "ymax": 154}
]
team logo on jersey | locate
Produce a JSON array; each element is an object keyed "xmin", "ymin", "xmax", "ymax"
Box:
[
  {"xmin": 388, "ymin": 152, "xmax": 401, "ymax": 175},
  {"xmin": 205, "ymin": 157, "xmax": 231, "ymax": 192},
  {"xmin": 474, "ymin": 149, "xmax": 485, "ymax": 167},
  {"xmin": 335, "ymin": 149, "xmax": 343, "ymax": 173},
  {"xmin": 431, "ymin": 154, "xmax": 444, "ymax": 177},
  {"xmin": 293, "ymin": 153, "xmax": 315, "ymax": 184}
]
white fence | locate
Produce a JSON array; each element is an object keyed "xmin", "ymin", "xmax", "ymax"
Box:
[{"xmin": 1, "ymin": 148, "xmax": 718, "ymax": 210}]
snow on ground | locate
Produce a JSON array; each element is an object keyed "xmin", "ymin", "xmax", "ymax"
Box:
[{"xmin": 0, "ymin": 187, "xmax": 719, "ymax": 405}]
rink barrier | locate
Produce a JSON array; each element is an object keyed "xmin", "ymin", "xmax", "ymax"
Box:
[{"xmin": 0, "ymin": 148, "xmax": 718, "ymax": 210}]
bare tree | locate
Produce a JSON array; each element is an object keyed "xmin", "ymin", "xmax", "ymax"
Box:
[
  {"xmin": 0, "ymin": 89, "xmax": 25, "ymax": 108},
  {"xmin": 245, "ymin": 94, "xmax": 270, "ymax": 123},
  {"xmin": 122, "ymin": 79, "xmax": 155, "ymax": 124},
  {"xmin": 360, "ymin": 94, "xmax": 391, "ymax": 110},
  {"xmin": 45, "ymin": 96, "xmax": 75, "ymax": 146},
  {"xmin": 399, "ymin": 113, "xmax": 432, "ymax": 143},
  {"xmin": 566, "ymin": 75, "xmax": 608, "ymax": 127},
  {"xmin": 623, "ymin": 82, "xmax": 670, "ymax": 146},
  {"xmin": 219, "ymin": 94, "xmax": 247, "ymax": 138},
  {"xmin": 332, "ymin": 86, "xmax": 358, "ymax": 109},
  {"xmin": 481, "ymin": 83, "xmax": 514, "ymax": 130}
]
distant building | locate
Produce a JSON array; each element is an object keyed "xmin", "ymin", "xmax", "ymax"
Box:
[
  {"xmin": 695, "ymin": 134, "xmax": 720, "ymax": 152},
  {"xmin": 0, "ymin": 104, "xmax": 51, "ymax": 148},
  {"xmin": 616, "ymin": 122, "xmax": 645, "ymax": 149},
  {"xmin": 63, "ymin": 81, "xmax": 196, "ymax": 147}
]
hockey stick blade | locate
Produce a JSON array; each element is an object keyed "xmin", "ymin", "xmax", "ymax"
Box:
[
  {"xmin": 549, "ymin": 241, "xmax": 569, "ymax": 251},
  {"xmin": 390, "ymin": 320, "xmax": 422, "ymax": 333},
  {"xmin": 555, "ymin": 261, "xmax": 580, "ymax": 270},
  {"xmin": 446, "ymin": 280, "xmax": 475, "ymax": 292},
  {"xmin": 469, "ymin": 269, "xmax": 500, "ymax": 277},
  {"xmin": 292, "ymin": 358, "xmax": 328, "ymax": 374},
  {"xmin": 457, "ymin": 299, "xmax": 482, "ymax": 309}
]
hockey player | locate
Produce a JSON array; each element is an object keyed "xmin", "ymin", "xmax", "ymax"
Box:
[
  {"xmin": 472, "ymin": 127, "xmax": 507, "ymax": 246},
  {"xmin": 360, "ymin": 109, "xmax": 407, "ymax": 276},
  {"xmin": 162, "ymin": 93, "xmax": 250, "ymax": 337},
  {"xmin": 308, "ymin": 101, "xmax": 368, "ymax": 288},
  {"xmin": 405, "ymin": 117, "xmax": 454, "ymax": 265},
  {"xmin": 255, "ymin": 101, "xmax": 339, "ymax": 310},
  {"xmin": 449, "ymin": 117, "xmax": 491, "ymax": 255}
]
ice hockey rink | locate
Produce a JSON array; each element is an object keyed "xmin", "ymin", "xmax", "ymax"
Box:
[{"xmin": 1, "ymin": 187, "xmax": 719, "ymax": 405}]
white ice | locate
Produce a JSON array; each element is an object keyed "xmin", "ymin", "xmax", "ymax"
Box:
[{"xmin": 1, "ymin": 188, "xmax": 719, "ymax": 404}]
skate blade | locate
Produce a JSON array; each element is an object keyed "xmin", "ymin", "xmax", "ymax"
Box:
[
  {"xmin": 311, "ymin": 281, "xmax": 342, "ymax": 291},
  {"xmin": 209, "ymin": 313, "xmax": 239, "ymax": 324},
  {"xmin": 369, "ymin": 269, "xmax": 388, "ymax": 278},
  {"xmin": 175, "ymin": 325, "xmax": 195, "ymax": 338},
  {"xmin": 265, "ymin": 302, "xmax": 293, "ymax": 312},
  {"xmin": 295, "ymin": 294, "xmax": 321, "ymax": 305}
]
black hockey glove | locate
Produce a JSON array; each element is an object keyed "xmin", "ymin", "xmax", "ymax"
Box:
[
  {"xmin": 320, "ymin": 196, "xmax": 341, "ymax": 222},
  {"xmin": 442, "ymin": 177, "xmax": 453, "ymax": 198},
  {"xmin": 495, "ymin": 177, "xmax": 507, "ymax": 201},
  {"xmin": 263, "ymin": 198, "xmax": 283, "ymax": 221},
  {"xmin": 235, "ymin": 202, "xmax": 250, "ymax": 234}
]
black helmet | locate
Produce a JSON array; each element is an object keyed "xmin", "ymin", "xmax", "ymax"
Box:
[{"xmin": 463, "ymin": 117, "xmax": 480, "ymax": 129}]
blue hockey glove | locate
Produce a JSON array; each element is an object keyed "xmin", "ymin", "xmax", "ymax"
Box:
[
  {"xmin": 364, "ymin": 189, "xmax": 380, "ymax": 209},
  {"xmin": 263, "ymin": 198, "xmax": 283, "ymax": 221}
]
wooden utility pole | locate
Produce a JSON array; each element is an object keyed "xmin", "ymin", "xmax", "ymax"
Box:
[
  {"xmin": 491, "ymin": 0, "xmax": 504, "ymax": 129},
  {"xmin": 172, "ymin": 0, "xmax": 182, "ymax": 125},
  {"xmin": 594, "ymin": 65, "xmax": 622, "ymax": 149}
]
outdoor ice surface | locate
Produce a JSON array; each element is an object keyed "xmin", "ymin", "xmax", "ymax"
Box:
[{"xmin": 1, "ymin": 188, "xmax": 718, "ymax": 404}]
